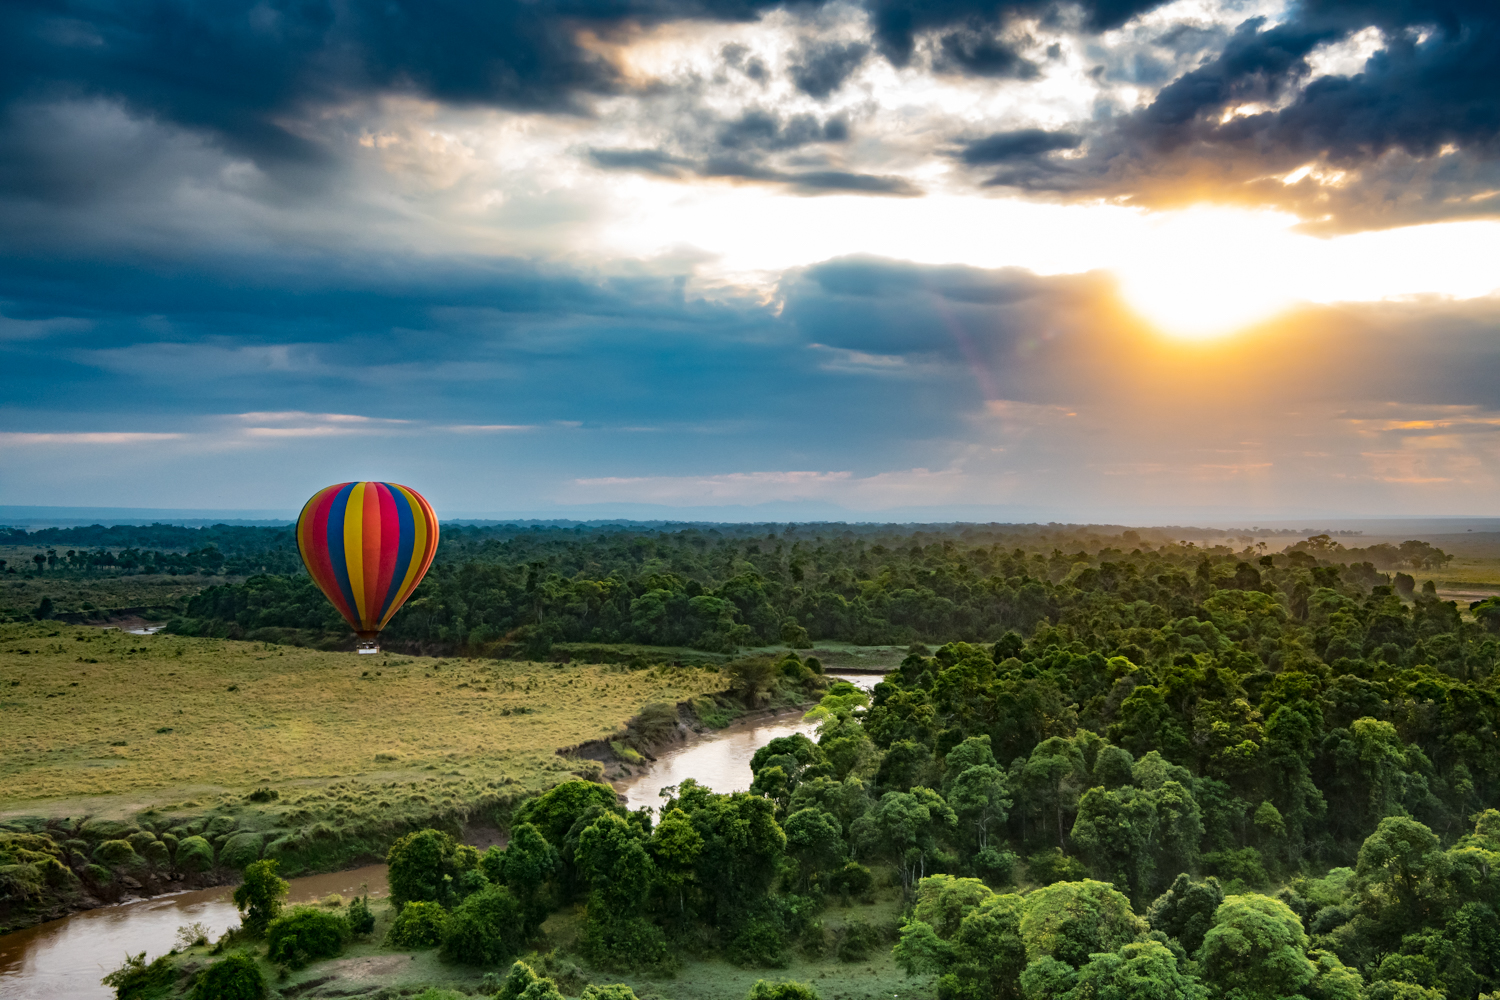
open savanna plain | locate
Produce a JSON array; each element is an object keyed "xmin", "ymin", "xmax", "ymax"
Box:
[{"xmin": 0, "ymin": 621, "xmax": 726, "ymax": 814}]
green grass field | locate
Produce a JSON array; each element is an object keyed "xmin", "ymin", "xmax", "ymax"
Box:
[{"xmin": 0, "ymin": 621, "xmax": 727, "ymax": 818}]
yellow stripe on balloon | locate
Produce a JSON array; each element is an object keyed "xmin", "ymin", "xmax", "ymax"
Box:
[
  {"xmin": 344, "ymin": 481, "xmax": 367, "ymax": 627},
  {"xmin": 381, "ymin": 484, "xmax": 427, "ymax": 629}
]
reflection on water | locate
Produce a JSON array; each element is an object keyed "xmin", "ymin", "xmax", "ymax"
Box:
[
  {"xmin": 619, "ymin": 672, "xmax": 882, "ymax": 813},
  {"xmin": 0, "ymin": 866, "xmax": 388, "ymax": 1000},
  {"xmin": 0, "ymin": 670, "xmax": 884, "ymax": 999}
]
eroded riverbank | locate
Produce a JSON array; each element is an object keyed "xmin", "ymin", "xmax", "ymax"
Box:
[{"xmin": 0, "ymin": 671, "xmax": 883, "ymax": 999}]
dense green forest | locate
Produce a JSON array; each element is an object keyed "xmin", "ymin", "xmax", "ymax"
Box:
[
  {"xmin": 191, "ymin": 637, "xmax": 1499, "ymax": 1000},
  {"xmin": 9, "ymin": 521, "xmax": 1493, "ymax": 998}
]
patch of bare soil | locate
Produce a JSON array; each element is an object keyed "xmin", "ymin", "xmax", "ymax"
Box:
[{"xmin": 321, "ymin": 954, "xmax": 415, "ymax": 981}]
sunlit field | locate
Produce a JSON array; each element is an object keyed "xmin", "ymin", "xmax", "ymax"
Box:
[{"xmin": 0, "ymin": 621, "xmax": 726, "ymax": 815}]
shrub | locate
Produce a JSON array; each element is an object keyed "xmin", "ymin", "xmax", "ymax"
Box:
[
  {"xmin": 974, "ymin": 847, "xmax": 1017, "ymax": 885},
  {"xmin": 176, "ymin": 836, "xmax": 214, "ymax": 873},
  {"xmin": 348, "ymin": 894, "xmax": 376, "ymax": 935},
  {"xmin": 581, "ymin": 986, "xmax": 640, "ymax": 1000},
  {"xmin": 191, "ymin": 952, "xmax": 266, "ymax": 999},
  {"xmin": 101, "ymin": 951, "xmax": 177, "ymax": 1000},
  {"xmin": 440, "ymin": 884, "xmax": 525, "ymax": 966},
  {"xmin": 95, "ymin": 839, "xmax": 139, "ymax": 866},
  {"xmin": 386, "ymin": 900, "xmax": 448, "ymax": 948},
  {"xmin": 232, "ymin": 859, "xmax": 289, "ymax": 936},
  {"xmin": 746, "ymin": 980, "xmax": 821, "ymax": 1000},
  {"xmin": 387, "ymin": 829, "xmax": 481, "ymax": 908},
  {"xmin": 729, "ymin": 918, "xmax": 788, "ymax": 968},
  {"xmin": 219, "ymin": 832, "xmax": 264, "ymax": 870},
  {"xmin": 835, "ymin": 921, "xmax": 884, "ymax": 962},
  {"xmin": 580, "ymin": 910, "xmax": 675, "ymax": 972},
  {"xmin": 246, "ymin": 788, "xmax": 278, "ymax": 803},
  {"xmin": 494, "ymin": 961, "xmax": 566, "ymax": 1000},
  {"xmin": 495, "ymin": 960, "xmax": 542, "ymax": 1000},
  {"xmin": 828, "ymin": 861, "xmax": 873, "ymax": 899},
  {"xmin": 265, "ymin": 906, "xmax": 350, "ymax": 968}
]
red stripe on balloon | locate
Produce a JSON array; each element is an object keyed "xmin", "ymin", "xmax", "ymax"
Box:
[{"xmin": 303, "ymin": 485, "xmax": 356, "ymax": 625}]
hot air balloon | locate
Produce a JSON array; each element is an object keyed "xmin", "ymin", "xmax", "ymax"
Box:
[{"xmin": 296, "ymin": 482, "xmax": 439, "ymax": 654}]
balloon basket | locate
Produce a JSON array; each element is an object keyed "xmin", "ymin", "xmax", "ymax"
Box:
[{"xmin": 356, "ymin": 638, "xmax": 380, "ymax": 655}]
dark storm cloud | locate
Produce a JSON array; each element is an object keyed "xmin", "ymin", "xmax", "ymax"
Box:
[
  {"xmin": 0, "ymin": 0, "xmax": 806, "ymax": 167},
  {"xmin": 589, "ymin": 108, "xmax": 917, "ymax": 195},
  {"xmin": 934, "ymin": 31, "xmax": 1039, "ymax": 78},
  {"xmin": 958, "ymin": 128, "xmax": 1082, "ymax": 164},
  {"xmin": 788, "ymin": 41, "xmax": 870, "ymax": 98},
  {"xmin": 960, "ymin": 0, "xmax": 1500, "ymax": 228},
  {"xmin": 865, "ymin": 0, "xmax": 1171, "ymax": 66}
]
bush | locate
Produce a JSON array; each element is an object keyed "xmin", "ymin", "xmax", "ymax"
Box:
[
  {"xmin": 95, "ymin": 839, "xmax": 139, "ymax": 866},
  {"xmin": 728, "ymin": 918, "xmax": 788, "ymax": 968},
  {"xmin": 265, "ymin": 906, "xmax": 350, "ymax": 968},
  {"xmin": 579, "ymin": 912, "xmax": 675, "ymax": 973},
  {"xmin": 387, "ymin": 829, "xmax": 481, "ymax": 908},
  {"xmin": 827, "ymin": 861, "xmax": 873, "ymax": 899},
  {"xmin": 746, "ymin": 980, "xmax": 821, "ymax": 1000},
  {"xmin": 220, "ymin": 832, "xmax": 264, "ymax": 870},
  {"xmin": 582, "ymin": 986, "xmax": 640, "ymax": 1000},
  {"xmin": 835, "ymin": 921, "xmax": 884, "ymax": 962},
  {"xmin": 348, "ymin": 894, "xmax": 376, "ymax": 935},
  {"xmin": 101, "ymin": 951, "xmax": 177, "ymax": 1000},
  {"xmin": 494, "ymin": 961, "xmax": 567, "ymax": 1000},
  {"xmin": 387, "ymin": 900, "xmax": 448, "ymax": 948},
  {"xmin": 232, "ymin": 859, "xmax": 289, "ymax": 936},
  {"xmin": 191, "ymin": 952, "xmax": 266, "ymax": 999},
  {"xmin": 176, "ymin": 836, "xmax": 214, "ymax": 873},
  {"xmin": 439, "ymin": 885, "xmax": 525, "ymax": 966},
  {"xmin": 974, "ymin": 847, "xmax": 1018, "ymax": 885}
]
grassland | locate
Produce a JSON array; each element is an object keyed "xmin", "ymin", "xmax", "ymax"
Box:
[{"xmin": 0, "ymin": 621, "xmax": 728, "ymax": 816}]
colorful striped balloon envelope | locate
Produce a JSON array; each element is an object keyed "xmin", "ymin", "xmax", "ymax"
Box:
[{"xmin": 296, "ymin": 482, "xmax": 439, "ymax": 651}]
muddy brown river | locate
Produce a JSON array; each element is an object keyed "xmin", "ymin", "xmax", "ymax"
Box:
[{"xmin": 0, "ymin": 673, "xmax": 882, "ymax": 999}]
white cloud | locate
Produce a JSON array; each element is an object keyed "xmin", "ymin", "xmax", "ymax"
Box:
[{"xmin": 0, "ymin": 432, "xmax": 184, "ymax": 446}]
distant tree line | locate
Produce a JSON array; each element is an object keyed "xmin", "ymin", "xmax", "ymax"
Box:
[{"xmin": 163, "ymin": 526, "xmax": 1483, "ymax": 666}]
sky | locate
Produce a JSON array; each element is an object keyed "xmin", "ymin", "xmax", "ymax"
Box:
[{"xmin": 2, "ymin": 0, "xmax": 1499, "ymax": 522}]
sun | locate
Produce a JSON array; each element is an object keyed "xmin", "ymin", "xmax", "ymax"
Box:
[{"xmin": 1110, "ymin": 207, "xmax": 1303, "ymax": 340}]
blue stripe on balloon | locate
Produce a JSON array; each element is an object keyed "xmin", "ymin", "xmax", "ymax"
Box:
[
  {"xmin": 378, "ymin": 484, "xmax": 417, "ymax": 623},
  {"xmin": 326, "ymin": 482, "xmax": 361, "ymax": 626}
]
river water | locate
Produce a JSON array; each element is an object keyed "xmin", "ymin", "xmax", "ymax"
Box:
[
  {"xmin": 0, "ymin": 672, "xmax": 882, "ymax": 999},
  {"xmin": 616, "ymin": 674, "xmax": 883, "ymax": 812}
]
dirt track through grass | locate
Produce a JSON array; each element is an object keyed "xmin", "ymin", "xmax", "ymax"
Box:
[{"xmin": 0, "ymin": 621, "xmax": 726, "ymax": 816}]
